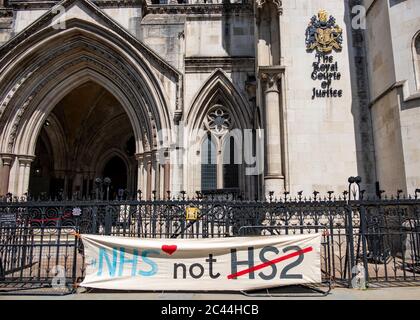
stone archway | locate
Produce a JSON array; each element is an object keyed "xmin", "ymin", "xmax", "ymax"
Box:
[
  {"xmin": 27, "ymin": 81, "xmax": 137, "ymax": 199},
  {"xmin": 0, "ymin": 19, "xmax": 179, "ymax": 198}
]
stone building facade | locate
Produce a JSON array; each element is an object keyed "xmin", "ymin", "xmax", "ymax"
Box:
[{"xmin": 0, "ymin": 0, "xmax": 418, "ymax": 200}]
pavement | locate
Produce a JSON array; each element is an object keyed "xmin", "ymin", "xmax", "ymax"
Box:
[{"xmin": 1, "ymin": 286, "xmax": 420, "ymax": 300}]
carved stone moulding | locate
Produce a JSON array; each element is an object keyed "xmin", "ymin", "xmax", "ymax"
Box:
[
  {"xmin": 0, "ymin": 8, "xmax": 13, "ymax": 29},
  {"xmin": 92, "ymin": 0, "xmax": 144, "ymax": 8},
  {"xmin": 185, "ymin": 56, "xmax": 255, "ymax": 73},
  {"xmin": 7, "ymin": 0, "xmax": 143, "ymax": 9},
  {"xmin": 2, "ymin": 48, "xmax": 155, "ymax": 153},
  {"xmin": 146, "ymin": 3, "xmax": 253, "ymax": 15},
  {"xmin": 0, "ymin": 153, "xmax": 15, "ymax": 166},
  {"xmin": 8, "ymin": 0, "xmax": 58, "ymax": 9},
  {"xmin": 255, "ymin": 0, "xmax": 282, "ymax": 15},
  {"xmin": 205, "ymin": 105, "xmax": 232, "ymax": 136},
  {"xmin": 258, "ymin": 66, "xmax": 285, "ymax": 93},
  {"xmin": 0, "ymin": 9, "xmax": 13, "ymax": 18}
]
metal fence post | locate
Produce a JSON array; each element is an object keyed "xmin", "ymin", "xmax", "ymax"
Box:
[
  {"xmin": 105, "ymin": 206, "xmax": 112, "ymax": 236},
  {"xmin": 92, "ymin": 206, "xmax": 98, "ymax": 234},
  {"xmin": 359, "ymin": 205, "xmax": 369, "ymax": 284},
  {"xmin": 0, "ymin": 257, "xmax": 4, "ymax": 281},
  {"xmin": 72, "ymin": 229, "xmax": 79, "ymax": 293},
  {"xmin": 3, "ymin": 188, "xmax": 420, "ymax": 291},
  {"xmin": 345, "ymin": 204, "xmax": 356, "ymax": 287}
]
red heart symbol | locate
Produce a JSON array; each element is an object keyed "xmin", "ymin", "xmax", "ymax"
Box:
[{"xmin": 162, "ymin": 245, "xmax": 177, "ymax": 255}]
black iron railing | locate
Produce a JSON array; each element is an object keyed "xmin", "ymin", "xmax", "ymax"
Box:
[{"xmin": 0, "ymin": 190, "xmax": 420, "ymax": 293}]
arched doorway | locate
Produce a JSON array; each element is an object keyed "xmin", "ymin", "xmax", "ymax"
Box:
[
  {"xmin": 27, "ymin": 81, "xmax": 137, "ymax": 199},
  {"xmin": 0, "ymin": 21, "xmax": 177, "ymax": 199}
]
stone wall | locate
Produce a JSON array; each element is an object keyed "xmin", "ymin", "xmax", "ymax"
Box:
[
  {"xmin": 280, "ymin": 0, "xmax": 361, "ymax": 195},
  {"xmin": 139, "ymin": 13, "xmax": 185, "ymax": 70},
  {"xmin": 0, "ymin": 9, "xmax": 13, "ymax": 44},
  {"xmin": 365, "ymin": 0, "xmax": 420, "ymax": 195},
  {"xmin": 0, "ymin": 0, "xmax": 418, "ymax": 198}
]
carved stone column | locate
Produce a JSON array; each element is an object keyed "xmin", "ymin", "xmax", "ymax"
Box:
[
  {"xmin": 144, "ymin": 152, "xmax": 152, "ymax": 200},
  {"xmin": 164, "ymin": 162, "xmax": 170, "ymax": 199},
  {"xmin": 170, "ymin": 146, "xmax": 183, "ymax": 196},
  {"xmin": 0, "ymin": 154, "xmax": 14, "ymax": 196},
  {"xmin": 260, "ymin": 71, "xmax": 284, "ymax": 196},
  {"xmin": 151, "ymin": 150, "xmax": 159, "ymax": 199},
  {"xmin": 17, "ymin": 155, "xmax": 35, "ymax": 197},
  {"xmin": 135, "ymin": 153, "xmax": 145, "ymax": 195}
]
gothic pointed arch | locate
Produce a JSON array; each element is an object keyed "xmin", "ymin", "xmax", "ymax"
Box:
[
  {"xmin": 187, "ymin": 68, "xmax": 253, "ymax": 140},
  {"xmin": 0, "ymin": 13, "xmax": 179, "ymax": 156},
  {"xmin": 413, "ymin": 30, "xmax": 420, "ymax": 90},
  {"xmin": 0, "ymin": 4, "xmax": 181, "ymax": 196},
  {"xmin": 94, "ymin": 148, "xmax": 131, "ymax": 180},
  {"xmin": 73, "ymin": 112, "xmax": 135, "ymax": 173},
  {"xmin": 185, "ymin": 69, "xmax": 253, "ymax": 196}
]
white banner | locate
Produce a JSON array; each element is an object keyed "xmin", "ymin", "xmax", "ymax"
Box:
[{"xmin": 80, "ymin": 233, "xmax": 322, "ymax": 291}]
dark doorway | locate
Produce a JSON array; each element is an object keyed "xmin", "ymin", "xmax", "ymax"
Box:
[
  {"xmin": 102, "ymin": 156, "xmax": 128, "ymax": 200},
  {"xmin": 28, "ymin": 133, "xmax": 54, "ymax": 199},
  {"xmin": 28, "ymin": 82, "xmax": 136, "ymax": 199}
]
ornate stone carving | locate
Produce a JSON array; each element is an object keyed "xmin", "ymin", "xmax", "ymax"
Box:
[
  {"xmin": 146, "ymin": 2, "xmax": 252, "ymax": 15},
  {"xmin": 185, "ymin": 57, "xmax": 255, "ymax": 73},
  {"xmin": 205, "ymin": 105, "xmax": 232, "ymax": 136},
  {"xmin": 260, "ymin": 72, "xmax": 281, "ymax": 93},
  {"xmin": 18, "ymin": 155, "xmax": 35, "ymax": 166},
  {"xmin": 305, "ymin": 9, "xmax": 343, "ymax": 53},
  {"xmin": 8, "ymin": 0, "xmax": 143, "ymax": 9},
  {"xmin": 1, "ymin": 40, "xmax": 157, "ymax": 154},
  {"xmin": 0, "ymin": 153, "xmax": 15, "ymax": 166},
  {"xmin": 0, "ymin": 1, "xmax": 184, "ymax": 131},
  {"xmin": 0, "ymin": 9, "xmax": 13, "ymax": 18},
  {"xmin": 0, "ymin": 3, "xmax": 181, "ymax": 81},
  {"xmin": 255, "ymin": 0, "xmax": 282, "ymax": 15}
]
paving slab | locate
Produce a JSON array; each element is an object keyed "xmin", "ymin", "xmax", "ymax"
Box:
[{"xmin": 1, "ymin": 287, "xmax": 420, "ymax": 300}]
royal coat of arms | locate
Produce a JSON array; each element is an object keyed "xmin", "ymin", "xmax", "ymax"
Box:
[{"xmin": 305, "ymin": 10, "xmax": 343, "ymax": 53}]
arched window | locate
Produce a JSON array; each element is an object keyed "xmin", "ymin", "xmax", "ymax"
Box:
[
  {"xmin": 223, "ymin": 136, "xmax": 239, "ymax": 189},
  {"xmin": 201, "ymin": 133, "xmax": 217, "ymax": 191},
  {"xmin": 200, "ymin": 105, "xmax": 244, "ymax": 193},
  {"xmin": 415, "ymin": 33, "xmax": 420, "ymax": 90}
]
